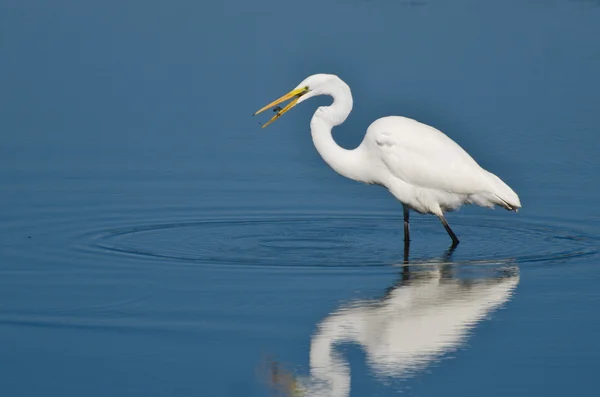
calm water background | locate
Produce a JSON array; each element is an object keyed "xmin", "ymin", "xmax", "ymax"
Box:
[{"xmin": 1, "ymin": 1, "xmax": 599, "ymax": 396}]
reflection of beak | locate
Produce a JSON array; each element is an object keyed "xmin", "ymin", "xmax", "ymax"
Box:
[
  {"xmin": 268, "ymin": 361, "xmax": 303, "ymax": 397},
  {"xmin": 253, "ymin": 87, "xmax": 309, "ymax": 128}
]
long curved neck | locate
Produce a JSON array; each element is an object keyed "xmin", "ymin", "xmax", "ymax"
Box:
[{"xmin": 310, "ymin": 81, "xmax": 370, "ymax": 183}]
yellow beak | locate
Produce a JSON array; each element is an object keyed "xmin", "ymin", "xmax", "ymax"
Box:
[{"xmin": 253, "ymin": 87, "xmax": 308, "ymax": 128}]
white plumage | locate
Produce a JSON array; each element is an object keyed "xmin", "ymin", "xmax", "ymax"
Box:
[
  {"xmin": 268, "ymin": 264, "xmax": 519, "ymax": 397},
  {"xmin": 365, "ymin": 116, "xmax": 521, "ymax": 214},
  {"xmin": 254, "ymin": 73, "xmax": 521, "ymax": 246}
]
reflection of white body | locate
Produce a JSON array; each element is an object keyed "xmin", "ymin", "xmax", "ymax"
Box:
[{"xmin": 296, "ymin": 266, "xmax": 519, "ymax": 397}]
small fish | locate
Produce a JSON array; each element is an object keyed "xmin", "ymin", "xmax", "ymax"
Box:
[{"xmin": 273, "ymin": 106, "xmax": 282, "ymax": 113}]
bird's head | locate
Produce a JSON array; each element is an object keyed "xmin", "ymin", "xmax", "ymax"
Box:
[{"xmin": 253, "ymin": 74, "xmax": 342, "ymax": 128}]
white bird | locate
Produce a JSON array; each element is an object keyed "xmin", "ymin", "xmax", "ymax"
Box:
[{"xmin": 254, "ymin": 74, "xmax": 521, "ymax": 247}]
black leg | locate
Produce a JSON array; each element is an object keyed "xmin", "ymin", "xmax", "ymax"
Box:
[
  {"xmin": 403, "ymin": 206, "xmax": 410, "ymax": 262},
  {"xmin": 438, "ymin": 215, "xmax": 460, "ymax": 248},
  {"xmin": 403, "ymin": 205, "xmax": 410, "ymax": 244}
]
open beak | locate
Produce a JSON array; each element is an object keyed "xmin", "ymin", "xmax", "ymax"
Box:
[{"xmin": 253, "ymin": 87, "xmax": 308, "ymax": 128}]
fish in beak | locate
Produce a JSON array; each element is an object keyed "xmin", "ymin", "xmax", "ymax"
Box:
[{"xmin": 253, "ymin": 87, "xmax": 309, "ymax": 128}]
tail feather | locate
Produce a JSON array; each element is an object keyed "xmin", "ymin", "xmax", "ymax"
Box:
[
  {"xmin": 484, "ymin": 171, "xmax": 521, "ymax": 211},
  {"xmin": 468, "ymin": 171, "xmax": 521, "ymax": 211},
  {"xmin": 495, "ymin": 196, "xmax": 520, "ymax": 212}
]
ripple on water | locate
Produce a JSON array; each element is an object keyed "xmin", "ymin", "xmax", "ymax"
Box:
[{"xmin": 85, "ymin": 213, "xmax": 599, "ymax": 268}]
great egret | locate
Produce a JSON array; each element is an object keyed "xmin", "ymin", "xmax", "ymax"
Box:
[{"xmin": 254, "ymin": 74, "xmax": 521, "ymax": 247}]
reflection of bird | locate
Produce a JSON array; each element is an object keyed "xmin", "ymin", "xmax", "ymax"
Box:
[
  {"xmin": 254, "ymin": 74, "xmax": 521, "ymax": 247},
  {"xmin": 268, "ymin": 262, "xmax": 519, "ymax": 397}
]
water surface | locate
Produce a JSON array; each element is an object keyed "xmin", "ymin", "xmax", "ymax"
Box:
[{"xmin": 1, "ymin": 1, "xmax": 599, "ymax": 396}]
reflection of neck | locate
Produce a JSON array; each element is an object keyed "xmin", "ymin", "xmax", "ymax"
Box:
[
  {"xmin": 307, "ymin": 320, "xmax": 351, "ymax": 397},
  {"xmin": 304, "ymin": 266, "xmax": 519, "ymax": 396}
]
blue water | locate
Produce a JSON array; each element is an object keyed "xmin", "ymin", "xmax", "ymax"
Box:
[{"xmin": 1, "ymin": 1, "xmax": 599, "ymax": 396}]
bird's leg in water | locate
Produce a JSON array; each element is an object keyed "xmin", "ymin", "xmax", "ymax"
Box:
[
  {"xmin": 441, "ymin": 245, "xmax": 458, "ymax": 261},
  {"xmin": 403, "ymin": 205, "xmax": 410, "ymax": 244},
  {"xmin": 438, "ymin": 215, "xmax": 460, "ymax": 248},
  {"xmin": 403, "ymin": 206, "xmax": 410, "ymax": 261},
  {"xmin": 439, "ymin": 246, "xmax": 457, "ymax": 278}
]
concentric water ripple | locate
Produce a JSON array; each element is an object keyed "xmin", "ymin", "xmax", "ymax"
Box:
[{"xmin": 86, "ymin": 213, "xmax": 599, "ymax": 268}]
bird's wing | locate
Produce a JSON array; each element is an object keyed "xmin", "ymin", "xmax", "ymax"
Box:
[{"xmin": 366, "ymin": 116, "xmax": 490, "ymax": 194}]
